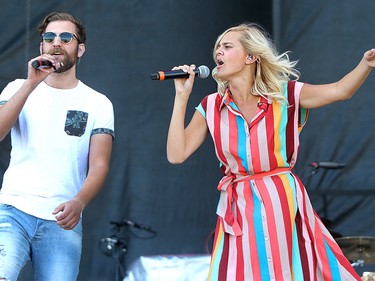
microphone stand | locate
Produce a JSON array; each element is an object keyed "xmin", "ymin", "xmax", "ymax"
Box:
[
  {"xmin": 99, "ymin": 224, "xmax": 128, "ymax": 281},
  {"xmin": 99, "ymin": 219, "xmax": 157, "ymax": 281},
  {"xmin": 301, "ymin": 161, "xmax": 347, "ymax": 236}
]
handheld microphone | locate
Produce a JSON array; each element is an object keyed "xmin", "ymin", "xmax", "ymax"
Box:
[
  {"xmin": 150, "ymin": 65, "xmax": 210, "ymax": 80},
  {"xmin": 31, "ymin": 60, "xmax": 54, "ymax": 69},
  {"xmin": 310, "ymin": 161, "xmax": 346, "ymax": 169}
]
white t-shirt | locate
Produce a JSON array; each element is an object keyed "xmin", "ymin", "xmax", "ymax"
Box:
[{"xmin": 0, "ymin": 79, "xmax": 115, "ymax": 220}]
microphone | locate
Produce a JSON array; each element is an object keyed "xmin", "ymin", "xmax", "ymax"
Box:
[
  {"xmin": 310, "ymin": 161, "xmax": 346, "ymax": 169},
  {"xmin": 150, "ymin": 65, "xmax": 210, "ymax": 80},
  {"xmin": 110, "ymin": 219, "xmax": 156, "ymax": 233},
  {"xmin": 31, "ymin": 60, "xmax": 53, "ymax": 69}
]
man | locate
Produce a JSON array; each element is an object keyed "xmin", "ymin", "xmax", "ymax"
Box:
[{"xmin": 0, "ymin": 12, "xmax": 114, "ymax": 280}]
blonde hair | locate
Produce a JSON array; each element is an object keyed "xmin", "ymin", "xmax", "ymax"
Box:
[{"xmin": 212, "ymin": 23, "xmax": 300, "ymax": 103}]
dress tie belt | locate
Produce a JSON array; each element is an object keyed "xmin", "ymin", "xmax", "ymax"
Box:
[{"xmin": 216, "ymin": 167, "xmax": 292, "ymax": 236}]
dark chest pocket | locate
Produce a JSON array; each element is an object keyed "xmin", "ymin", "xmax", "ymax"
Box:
[{"xmin": 64, "ymin": 110, "xmax": 89, "ymax": 137}]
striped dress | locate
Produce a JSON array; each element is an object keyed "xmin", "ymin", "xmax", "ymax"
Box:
[{"xmin": 196, "ymin": 81, "xmax": 360, "ymax": 281}]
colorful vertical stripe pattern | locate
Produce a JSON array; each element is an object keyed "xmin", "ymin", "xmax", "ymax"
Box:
[{"xmin": 197, "ymin": 81, "xmax": 360, "ymax": 281}]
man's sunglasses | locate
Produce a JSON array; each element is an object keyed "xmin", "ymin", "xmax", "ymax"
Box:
[{"xmin": 42, "ymin": 32, "xmax": 78, "ymax": 44}]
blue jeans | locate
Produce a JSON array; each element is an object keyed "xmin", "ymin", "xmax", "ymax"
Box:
[{"xmin": 0, "ymin": 204, "xmax": 82, "ymax": 281}]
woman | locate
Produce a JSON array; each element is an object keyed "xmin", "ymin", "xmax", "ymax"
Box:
[{"xmin": 167, "ymin": 23, "xmax": 374, "ymax": 280}]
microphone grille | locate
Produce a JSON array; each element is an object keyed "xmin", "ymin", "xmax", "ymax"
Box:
[{"xmin": 198, "ymin": 65, "xmax": 210, "ymax": 79}]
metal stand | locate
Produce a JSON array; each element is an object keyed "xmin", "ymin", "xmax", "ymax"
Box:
[
  {"xmin": 99, "ymin": 225, "xmax": 128, "ymax": 281},
  {"xmin": 99, "ymin": 219, "xmax": 157, "ymax": 281}
]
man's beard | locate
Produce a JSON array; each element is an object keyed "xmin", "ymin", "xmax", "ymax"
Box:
[
  {"xmin": 45, "ymin": 47, "xmax": 78, "ymax": 73},
  {"xmin": 54, "ymin": 57, "xmax": 77, "ymax": 73}
]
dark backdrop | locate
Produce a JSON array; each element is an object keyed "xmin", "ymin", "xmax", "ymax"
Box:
[{"xmin": 1, "ymin": 0, "xmax": 374, "ymax": 280}]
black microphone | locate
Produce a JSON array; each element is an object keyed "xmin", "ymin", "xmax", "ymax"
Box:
[
  {"xmin": 31, "ymin": 60, "xmax": 54, "ymax": 69},
  {"xmin": 150, "ymin": 65, "xmax": 210, "ymax": 80},
  {"xmin": 110, "ymin": 219, "xmax": 156, "ymax": 233},
  {"xmin": 310, "ymin": 161, "xmax": 346, "ymax": 169}
]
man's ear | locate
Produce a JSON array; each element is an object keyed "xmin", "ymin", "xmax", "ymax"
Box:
[
  {"xmin": 77, "ymin": 44, "xmax": 85, "ymax": 58},
  {"xmin": 39, "ymin": 42, "xmax": 43, "ymax": 55}
]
